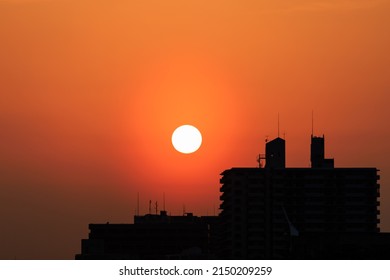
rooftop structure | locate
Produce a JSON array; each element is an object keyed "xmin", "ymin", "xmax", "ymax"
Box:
[
  {"xmin": 75, "ymin": 211, "xmax": 218, "ymax": 260},
  {"xmin": 218, "ymin": 134, "xmax": 381, "ymax": 259}
]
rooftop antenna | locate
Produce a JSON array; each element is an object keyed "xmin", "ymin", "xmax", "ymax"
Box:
[
  {"xmin": 149, "ymin": 200, "xmax": 151, "ymax": 214},
  {"xmin": 311, "ymin": 110, "xmax": 314, "ymax": 136},
  {"xmin": 137, "ymin": 192, "xmax": 140, "ymax": 216},
  {"xmin": 278, "ymin": 113, "xmax": 280, "ymax": 137},
  {"xmin": 163, "ymin": 193, "xmax": 165, "ymax": 211},
  {"xmin": 257, "ymin": 153, "xmax": 265, "ymax": 168},
  {"xmin": 155, "ymin": 201, "xmax": 158, "ymax": 215}
]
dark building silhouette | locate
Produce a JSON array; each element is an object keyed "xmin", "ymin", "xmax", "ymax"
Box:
[
  {"xmin": 76, "ymin": 133, "xmax": 390, "ymax": 260},
  {"xmin": 290, "ymin": 232, "xmax": 390, "ymax": 259},
  {"xmin": 265, "ymin": 137, "xmax": 285, "ymax": 169},
  {"xmin": 311, "ymin": 135, "xmax": 334, "ymax": 168},
  {"xmin": 75, "ymin": 211, "xmax": 218, "ymax": 260},
  {"xmin": 218, "ymin": 134, "xmax": 384, "ymax": 259}
]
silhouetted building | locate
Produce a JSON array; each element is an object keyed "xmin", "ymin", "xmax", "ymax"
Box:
[
  {"xmin": 76, "ymin": 132, "xmax": 389, "ymax": 260},
  {"xmin": 219, "ymin": 135, "xmax": 382, "ymax": 259},
  {"xmin": 265, "ymin": 137, "xmax": 285, "ymax": 169},
  {"xmin": 75, "ymin": 211, "xmax": 218, "ymax": 260},
  {"xmin": 290, "ymin": 232, "xmax": 390, "ymax": 259},
  {"xmin": 311, "ymin": 135, "xmax": 334, "ymax": 168}
]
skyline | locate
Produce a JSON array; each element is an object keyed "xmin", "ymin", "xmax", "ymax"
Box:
[
  {"xmin": 76, "ymin": 134, "xmax": 384, "ymax": 260},
  {"xmin": 1, "ymin": 0, "xmax": 389, "ymax": 259}
]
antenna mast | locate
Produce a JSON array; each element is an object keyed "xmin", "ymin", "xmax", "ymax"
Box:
[
  {"xmin": 312, "ymin": 110, "xmax": 314, "ymax": 136},
  {"xmin": 278, "ymin": 113, "xmax": 280, "ymax": 137},
  {"xmin": 137, "ymin": 192, "xmax": 139, "ymax": 216},
  {"xmin": 257, "ymin": 154, "xmax": 266, "ymax": 168}
]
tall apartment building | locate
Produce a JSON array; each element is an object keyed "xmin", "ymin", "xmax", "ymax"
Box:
[{"xmin": 219, "ymin": 135, "xmax": 380, "ymax": 259}]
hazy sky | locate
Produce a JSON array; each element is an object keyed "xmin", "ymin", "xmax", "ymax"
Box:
[{"xmin": 1, "ymin": 0, "xmax": 389, "ymax": 259}]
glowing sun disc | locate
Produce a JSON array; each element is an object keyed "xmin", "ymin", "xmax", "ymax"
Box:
[{"xmin": 171, "ymin": 125, "xmax": 202, "ymax": 154}]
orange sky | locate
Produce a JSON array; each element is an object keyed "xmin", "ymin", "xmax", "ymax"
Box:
[{"xmin": 1, "ymin": 0, "xmax": 389, "ymax": 259}]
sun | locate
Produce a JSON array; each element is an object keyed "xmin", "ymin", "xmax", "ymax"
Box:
[{"xmin": 171, "ymin": 125, "xmax": 202, "ymax": 154}]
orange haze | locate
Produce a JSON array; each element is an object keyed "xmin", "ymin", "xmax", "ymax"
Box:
[{"xmin": 0, "ymin": 0, "xmax": 389, "ymax": 259}]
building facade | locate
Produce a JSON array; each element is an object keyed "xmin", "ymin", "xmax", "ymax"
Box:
[
  {"xmin": 219, "ymin": 135, "xmax": 380, "ymax": 259},
  {"xmin": 76, "ymin": 211, "xmax": 218, "ymax": 260}
]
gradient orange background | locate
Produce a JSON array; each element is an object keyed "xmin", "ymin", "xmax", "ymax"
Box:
[{"xmin": 1, "ymin": 0, "xmax": 389, "ymax": 259}]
